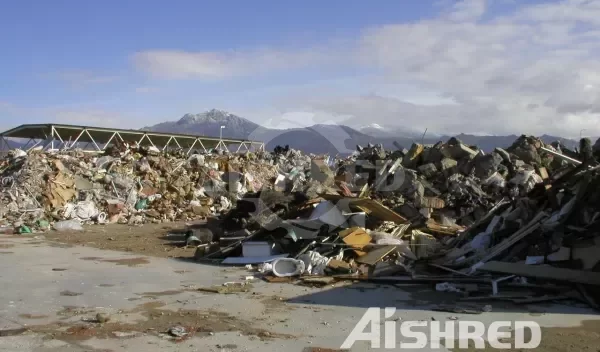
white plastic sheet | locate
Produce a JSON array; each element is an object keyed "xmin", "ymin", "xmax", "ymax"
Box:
[{"xmin": 298, "ymin": 251, "xmax": 330, "ymax": 275}]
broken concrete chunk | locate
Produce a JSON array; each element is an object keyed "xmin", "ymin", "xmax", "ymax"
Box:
[
  {"xmin": 441, "ymin": 142, "xmax": 477, "ymax": 160},
  {"xmin": 473, "ymin": 152, "xmax": 503, "ymax": 180},
  {"xmin": 438, "ymin": 158, "xmax": 458, "ymax": 171},
  {"xmin": 402, "ymin": 143, "xmax": 424, "ymax": 169},
  {"xmin": 311, "ymin": 160, "xmax": 334, "ymax": 186},
  {"xmin": 508, "ymin": 136, "xmax": 543, "ymax": 165},
  {"xmin": 494, "ymin": 147, "xmax": 511, "ymax": 163},
  {"xmin": 422, "ymin": 142, "xmax": 445, "ymax": 164},
  {"xmin": 418, "ymin": 163, "xmax": 438, "ymax": 178}
]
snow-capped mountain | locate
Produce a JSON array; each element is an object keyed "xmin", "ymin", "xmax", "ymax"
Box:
[
  {"xmin": 359, "ymin": 123, "xmax": 430, "ymax": 139},
  {"xmin": 143, "ymin": 109, "xmax": 579, "ymax": 153},
  {"xmin": 143, "ymin": 109, "xmax": 263, "ymax": 139}
]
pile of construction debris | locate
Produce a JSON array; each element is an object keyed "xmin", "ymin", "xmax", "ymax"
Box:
[
  {"xmin": 203, "ymin": 136, "xmax": 600, "ymax": 309},
  {"xmin": 2, "ymin": 132, "xmax": 600, "ymax": 308},
  {"xmin": 0, "ymin": 146, "xmax": 286, "ymax": 233}
]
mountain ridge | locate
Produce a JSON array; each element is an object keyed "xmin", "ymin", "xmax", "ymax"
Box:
[{"xmin": 143, "ymin": 109, "xmax": 583, "ymax": 153}]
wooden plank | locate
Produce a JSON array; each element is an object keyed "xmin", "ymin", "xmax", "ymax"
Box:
[
  {"xmin": 299, "ymin": 277, "xmax": 337, "ymax": 287},
  {"xmin": 478, "ymin": 261, "xmax": 600, "ymax": 286},
  {"xmin": 511, "ymin": 295, "xmax": 570, "ymax": 304},
  {"xmin": 263, "ymin": 275, "xmax": 297, "ymax": 283},
  {"xmin": 353, "ymin": 199, "xmax": 407, "ymax": 224},
  {"xmin": 319, "ymin": 194, "xmax": 408, "ymax": 224},
  {"xmin": 429, "ymin": 263, "xmax": 470, "ymax": 277},
  {"xmin": 341, "ymin": 227, "xmax": 372, "ymax": 256},
  {"xmin": 424, "ymin": 219, "xmax": 464, "ymax": 236},
  {"xmin": 465, "ymin": 212, "xmax": 546, "ymax": 268},
  {"xmin": 356, "ymin": 245, "xmax": 397, "ymax": 266},
  {"xmin": 333, "ymin": 275, "xmax": 490, "ymax": 284},
  {"xmin": 460, "ymin": 295, "xmax": 531, "ymax": 302},
  {"xmin": 338, "ymin": 227, "xmax": 363, "ymax": 238}
]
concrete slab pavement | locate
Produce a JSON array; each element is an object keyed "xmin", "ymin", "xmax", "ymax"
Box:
[{"xmin": 0, "ymin": 234, "xmax": 598, "ymax": 351}]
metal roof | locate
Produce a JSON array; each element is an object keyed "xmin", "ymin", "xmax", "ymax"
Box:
[{"xmin": 0, "ymin": 123, "xmax": 263, "ymax": 152}]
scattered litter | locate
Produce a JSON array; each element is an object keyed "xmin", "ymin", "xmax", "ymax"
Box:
[
  {"xmin": 112, "ymin": 331, "xmax": 140, "ymax": 338},
  {"xmin": 95, "ymin": 312, "xmax": 110, "ymax": 323},
  {"xmin": 53, "ymin": 220, "xmax": 84, "ymax": 232},
  {"xmin": 59, "ymin": 290, "xmax": 82, "ymax": 296},
  {"xmin": 168, "ymin": 326, "xmax": 188, "ymax": 337},
  {"xmin": 197, "ymin": 282, "xmax": 253, "ymax": 294}
]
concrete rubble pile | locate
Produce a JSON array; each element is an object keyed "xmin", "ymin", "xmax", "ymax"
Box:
[
  {"xmin": 0, "ymin": 146, "xmax": 283, "ymax": 233},
  {"xmin": 205, "ymin": 136, "xmax": 600, "ymax": 309}
]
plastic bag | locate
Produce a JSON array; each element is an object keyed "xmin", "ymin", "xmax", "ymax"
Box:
[
  {"xmin": 12, "ymin": 149, "xmax": 27, "ymax": 158},
  {"xmin": 137, "ymin": 159, "xmax": 151, "ymax": 173},
  {"xmin": 73, "ymin": 201, "xmax": 99, "ymax": 220},
  {"xmin": 135, "ymin": 199, "xmax": 148, "ymax": 210},
  {"xmin": 95, "ymin": 156, "xmax": 114, "ymax": 169},
  {"xmin": 53, "ymin": 220, "xmax": 84, "ymax": 231},
  {"xmin": 257, "ymin": 262, "xmax": 273, "ymax": 274},
  {"xmin": 111, "ymin": 175, "xmax": 135, "ymax": 190},
  {"xmin": 218, "ymin": 196, "xmax": 231, "ymax": 211},
  {"xmin": 64, "ymin": 201, "xmax": 99, "ymax": 221},
  {"xmin": 188, "ymin": 154, "xmax": 205, "ymax": 166},
  {"xmin": 370, "ymin": 232, "xmax": 416, "ymax": 259}
]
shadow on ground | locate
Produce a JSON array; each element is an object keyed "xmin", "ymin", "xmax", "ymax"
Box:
[{"xmin": 282, "ymin": 280, "xmax": 600, "ymax": 316}]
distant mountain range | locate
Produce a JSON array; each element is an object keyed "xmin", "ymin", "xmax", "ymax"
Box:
[{"xmin": 143, "ymin": 109, "xmax": 583, "ymax": 154}]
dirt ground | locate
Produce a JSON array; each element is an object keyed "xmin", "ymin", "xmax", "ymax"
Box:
[
  {"xmin": 27, "ymin": 299, "xmax": 294, "ymax": 344},
  {"xmin": 20, "ymin": 224, "xmax": 600, "ymax": 351},
  {"xmin": 43, "ymin": 222, "xmax": 201, "ymax": 259},
  {"xmin": 449, "ymin": 319, "xmax": 600, "ymax": 351}
]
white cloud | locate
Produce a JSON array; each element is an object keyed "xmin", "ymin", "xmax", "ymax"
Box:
[
  {"xmin": 100, "ymin": 0, "xmax": 600, "ymax": 138},
  {"xmin": 335, "ymin": 0, "xmax": 600, "ymax": 138},
  {"xmin": 447, "ymin": 0, "xmax": 487, "ymax": 21},
  {"xmin": 132, "ymin": 48, "xmax": 335, "ymax": 79}
]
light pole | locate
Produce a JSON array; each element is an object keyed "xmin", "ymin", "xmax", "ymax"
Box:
[{"xmin": 219, "ymin": 126, "xmax": 225, "ymax": 151}]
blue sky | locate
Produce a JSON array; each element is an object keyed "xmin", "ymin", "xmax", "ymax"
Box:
[
  {"xmin": 0, "ymin": 0, "xmax": 429, "ymax": 123},
  {"xmin": 2, "ymin": 0, "xmax": 600, "ymax": 138}
]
